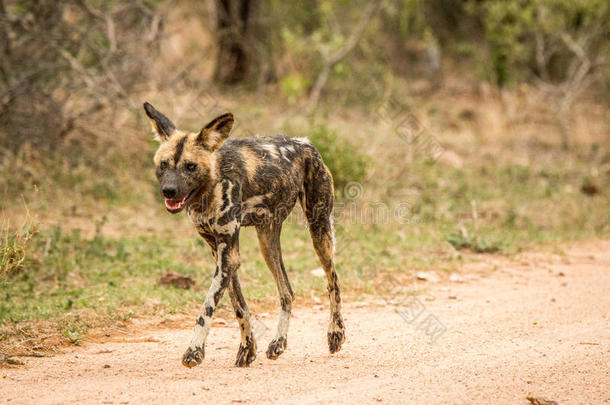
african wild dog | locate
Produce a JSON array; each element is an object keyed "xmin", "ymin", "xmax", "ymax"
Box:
[{"xmin": 143, "ymin": 102, "xmax": 345, "ymax": 368}]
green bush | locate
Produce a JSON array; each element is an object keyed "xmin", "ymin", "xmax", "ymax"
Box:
[
  {"xmin": 467, "ymin": 0, "xmax": 609, "ymax": 87},
  {"xmin": 446, "ymin": 230, "xmax": 503, "ymax": 254},
  {"xmin": 301, "ymin": 122, "xmax": 369, "ymax": 197}
]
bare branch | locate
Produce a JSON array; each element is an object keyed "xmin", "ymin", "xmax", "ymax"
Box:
[
  {"xmin": 306, "ymin": 1, "xmax": 382, "ymax": 112},
  {"xmin": 534, "ymin": 32, "xmax": 549, "ymax": 81},
  {"xmin": 145, "ymin": 11, "xmax": 163, "ymax": 44},
  {"xmin": 559, "ymin": 32, "xmax": 587, "ymax": 61},
  {"xmin": 105, "ymin": 13, "xmax": 117, "ymax": 54}
]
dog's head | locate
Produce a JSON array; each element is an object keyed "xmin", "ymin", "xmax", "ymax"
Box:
[{"xmin": 143, "ymin": 102, "xmax": 234, "ymax": 214}]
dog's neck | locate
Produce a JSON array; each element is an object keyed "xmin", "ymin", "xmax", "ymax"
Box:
[
  {"xmin": 186, "ymin": 150, "xmax": 222, "ymax": 215},
  {"xmin": 186, "ymin": 179, "xmax": 218, "ymax": 218}
]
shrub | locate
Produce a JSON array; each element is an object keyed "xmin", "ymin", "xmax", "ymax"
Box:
[
  {"xmin": 301, "ymin": 122, "xmax": 369, "ymax": 197},
  {"xmin": 467, "ymin": 0, "xmax": 610, "ymax": 87},
  {"xmin": 446, "ymin": 230, "xmax": 503, "ymax": 254},
  {"xmin": 0, "ymin": 1, "xmax": 160, "ymax": 152}
]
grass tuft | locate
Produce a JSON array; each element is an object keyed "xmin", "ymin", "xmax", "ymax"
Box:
[{"xmin": 1, "ymin": 216, "xmax": 38, "ymax": 278}]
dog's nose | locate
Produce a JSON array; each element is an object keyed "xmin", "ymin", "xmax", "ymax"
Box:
[{"xmin": 162, "ymin": 186, "xmax": 177, "ymax": 199}]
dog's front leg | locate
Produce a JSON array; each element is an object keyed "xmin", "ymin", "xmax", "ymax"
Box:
[{"xmin": 182, "ymin": 228, "xmax": 240, "ymax": 368}]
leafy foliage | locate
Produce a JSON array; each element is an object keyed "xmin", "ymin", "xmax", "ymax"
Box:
[
  {"xmin": 446, "ymin": 231, "xmax": 503, "ymax": 254},
  {"xmin": 300, "ymin": 122, "xmax": 369, "ymax": 197},
  {"xmin": 467, "ymin": 0, "xmax": 610, "ymax": 87}
]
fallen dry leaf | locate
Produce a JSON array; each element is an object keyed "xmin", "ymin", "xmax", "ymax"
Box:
[
  {"xmin": 212, "ymin": 319, "xmax": 228, "ymax": 327},
  {"xmin": 527, "ymin": 395, "xmax": 558, "ymax": 405},
  {"xmin": 0, "ymin": 355, "xmax": 24, "ymax": 366},
  {"xmin": 159, "ymin": 271, "xmax": 195, "ymax": 289}
]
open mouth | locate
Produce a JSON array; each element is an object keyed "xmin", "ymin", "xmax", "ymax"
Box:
[{"xmin": 165, "ymin": 189, "xmax": 195, "ymax": 212}]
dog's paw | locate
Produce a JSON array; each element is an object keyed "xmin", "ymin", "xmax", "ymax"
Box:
[
  {"xmin": 266, "ymin": 337, "xmax": 287, "ymax": 360},
  {"xmin": 235, "ymin": 341, "xmax": 257, "ymax": 367},
  {"xmin": 327, "ymin": 328, "xmax": 345, "ymax": 354},
  {"xmin": 181, "ymin": 346, "xmax": 204, "ymax": 368}
]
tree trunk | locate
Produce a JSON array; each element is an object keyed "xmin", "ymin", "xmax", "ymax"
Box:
[
  {"xmin": 425, "ymin": 43, "xmax": 443, "ymax": 91},
  {"xmin": 214, "ymin": 0, "xmax": 256, "ymax": 85}
]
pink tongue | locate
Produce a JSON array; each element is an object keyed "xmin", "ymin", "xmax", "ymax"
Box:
[
  {"xmin": 165, "ymin": 194, "xmax": 188, "ymax": 209},
  {"xmin": 165, "ymin": 199, "xmax": 179, "ymax": 209}
]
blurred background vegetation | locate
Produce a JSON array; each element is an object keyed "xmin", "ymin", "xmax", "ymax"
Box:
[{"xmin": 1, "ymin": 0, "xmax": 609, "ymax": 353}]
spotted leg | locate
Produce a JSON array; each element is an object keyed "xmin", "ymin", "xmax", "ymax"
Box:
[
  {"xmin": 182, "ymin": 229, "xmax": 240, "ymax": 368},
  {"xmin": 304, "ymin": 206, "xmax": 345, "ymax": 353},
  {"xmin": 229, "ymin": 271, "xmax": 257, "ymax": 367},
  {"xmin": 256, "ymin": 223, "xmax": 294, "ymax": 360},
  {"xmin": 311, "ymin": 226, "xmax": 345, "ymax": 353}
]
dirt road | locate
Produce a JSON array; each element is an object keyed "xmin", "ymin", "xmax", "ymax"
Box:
[{"xmin": 2, "ymin": 240, "xmax": 609, "ymax": 404}]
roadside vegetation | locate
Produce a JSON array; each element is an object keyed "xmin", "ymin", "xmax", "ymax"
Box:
[{"xmin": 1, "ymin": 0, "xmax": 608, "ymax": 354}]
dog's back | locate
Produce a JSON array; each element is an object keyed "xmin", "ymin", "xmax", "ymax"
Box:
[{"xmin": 216, "ymin": 135, "xmax": 334, "ymax": 227}]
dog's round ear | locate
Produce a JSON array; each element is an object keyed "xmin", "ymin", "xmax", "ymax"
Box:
[
  {"xmin": 197, "ymin": 113, "xmax": 234, "ymax": 151},
  {"xmin": 143, "ymin": 102, "xmax": 176, "ymax": 141}
]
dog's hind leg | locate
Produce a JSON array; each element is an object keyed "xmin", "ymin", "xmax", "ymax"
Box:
[
  {"xmin": 256, "ymin": 223, "xmax": 294, "ymax": 360},
  {"xmin": 229, "ymin": 271, "xmax": 257, "ymax": 367},
  {"xmin": 301, "ymin": 159, "xmax": 345, "ymax": 354},
  {"xmin": 309, "ymin": 218, "xmax": 345, "ymax": 353}
]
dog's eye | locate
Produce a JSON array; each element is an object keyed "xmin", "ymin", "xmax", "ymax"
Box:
[
  {"xmin": 159, "ymin": 161, "xmax": 168, "ymax": 170},
  {"xmin": 186, "ymin": 162, "xmax": 198, "ymax": 172}
]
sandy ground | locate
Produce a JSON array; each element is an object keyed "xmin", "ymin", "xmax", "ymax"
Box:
[{"xmin": 1, "ymin": 240, "xmax": 609, "ymax": 404}]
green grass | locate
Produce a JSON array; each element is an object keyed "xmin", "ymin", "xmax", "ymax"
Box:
[
  {"xmin": 2, "ymin": 99, "xmax": 609, "ymax": 353},
  {"xmin": 2, "ymin": 151, "xmax": 609, "ymax": 351}
]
